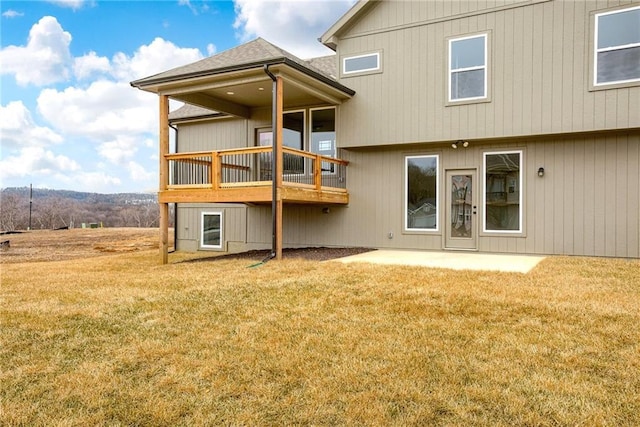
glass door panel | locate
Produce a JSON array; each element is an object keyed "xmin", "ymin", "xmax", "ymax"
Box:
[{"xmin": 445, "ymin": 169, "xmax": 477, "ymax": 250}]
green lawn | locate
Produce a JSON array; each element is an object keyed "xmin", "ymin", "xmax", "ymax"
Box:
[{"xmin": 2, "ymin": 247, "xmax": 639, "ymax": 426}]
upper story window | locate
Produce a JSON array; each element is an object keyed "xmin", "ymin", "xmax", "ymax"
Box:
[
  {"xmin": 448, "ymin": 34, "xmax": 488, "ymax": 103},
  {"xmin": 342, "ymin": 52, "xmax": 381, "ymax": 76},
  {"xmin": 594, "ymin": 6, "xmax": 640, "ymax": 87}
]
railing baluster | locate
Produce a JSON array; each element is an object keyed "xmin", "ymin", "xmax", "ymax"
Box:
[{"xmin": 164, "ymin": 146, "xmax": 347, "ymax": 191}]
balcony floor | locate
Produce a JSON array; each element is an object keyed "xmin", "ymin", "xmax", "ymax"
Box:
[{"xmin": 158, "ymin": 184, "xmax": 349, "ymax": 205}]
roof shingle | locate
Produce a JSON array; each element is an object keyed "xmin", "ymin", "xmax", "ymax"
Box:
[{"xmin": 133, "ymin": 37, "xmax": 337, "ymax": 86}]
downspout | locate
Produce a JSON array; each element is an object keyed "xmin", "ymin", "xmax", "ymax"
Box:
[
  {"xmin": 169, "ymin": 123, "xmax": 179, "ymax": 251},
  {"xmin": 263, "ymin": 64, "xmax": 278, "ymax": 261}
]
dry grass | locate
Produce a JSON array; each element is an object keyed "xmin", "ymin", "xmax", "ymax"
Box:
[
  {"xmin": 0, "ymin": 228, "xmax": 163, "ymax": 263},
  {"xmin": 1, "ymin": 229, "xmax": 639, "ymax": 426}
]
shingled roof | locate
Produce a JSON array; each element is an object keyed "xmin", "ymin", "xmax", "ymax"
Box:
[
  {"xmin": 132, "ymin": 37, "xmax": 338, "ymax": 87},
  {"xmin": 157, "ymin": 39, "xmax": 341, "ymax": 122}
]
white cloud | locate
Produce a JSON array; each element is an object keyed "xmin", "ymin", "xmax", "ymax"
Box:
[
  {"xmin": 37, "ymin": 80, "xmax": 158, "ymax": 140},
  {"xmin": 178, "ymin": 0, "xmax": 209, "ymax": 15},
  {"xmin": 207, "ymin": 43, "xmax": 217, "ymax": 56},
  {"xmin": 2, "ymin": 10, "xmax": 24, "ymax": 18},
  {"xmin": 0, "ymin": 16, "xmax": 72, "ymax": 86},
  {"xmin": 47, "ymin": 0, "xmax": 90, "ymax": 10},
  {"xmin": 0, "ymin": 146, "xmax": 80, "ymax": 180},
  {"xmin": 73, "ymin": 51, "xmax": 111, "ymax": 80},
  {"xmin": 37, "ymin": 36, "xmax": 205, "ymax": 152},
  {"xmin": 233, "ymin": 0, "xmax": 356, "ymax": 58},
  {"xmin": 127, "ymin": 161, "xmax": 155, "ymax": 182},
  {"xmin": 97, "ymin": 136, "xmax": 139, "ymax": 165},
  {"xmin": 111, "ymin": 37, "xmax": 203, "ymax": 81},
  {"xmin": 56, "ymin": 171, "xmax": 123, "ymax": 192},
  {"xmin": 0, "ymin": 101, "xmax": 63, "ymax": 148}
]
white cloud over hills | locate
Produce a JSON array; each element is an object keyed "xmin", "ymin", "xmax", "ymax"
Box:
[
  {"xmin": 0, "ymin": 17, "xmax": 203, "ymax": 192},
  {"xmin": 0, "ymin": 1, "xmax": 355, "ymax": 193}
]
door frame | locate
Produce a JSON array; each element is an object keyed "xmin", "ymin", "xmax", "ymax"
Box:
[{"xmin": 444, "ymin": 168, "xmax": 478, "ymax": 250}]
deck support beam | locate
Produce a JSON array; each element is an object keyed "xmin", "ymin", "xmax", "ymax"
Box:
[
  {"xmin": 275, "ymin": 76, "xmax": 284, "ymax": 260},
  {"xmin": 159, "ymin": 94, "xmax": 170, "ymax": 265}
]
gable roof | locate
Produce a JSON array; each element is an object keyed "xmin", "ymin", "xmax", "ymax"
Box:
[
  {"xmin": 320, "ymin": 0, "xmax": 376, "ymax": 50},
  {"xmin": 131, "ymin": 37, "xmax": 347, "ymax": 93}
]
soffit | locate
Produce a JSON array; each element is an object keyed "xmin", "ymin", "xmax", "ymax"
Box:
[{"xmin": 159, "ymin": 64, "xmax": 351, "ymax": 118}]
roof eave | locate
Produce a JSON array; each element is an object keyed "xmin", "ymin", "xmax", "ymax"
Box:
[
  {"xmin": 320, "ymin": 0, "xmax": 375, "ymax": 50},
  {"xmin": 130, "ymin": 57, "xmax": 355, "ymax": 98},
  {"xmin": 130, "ymin": 58, "xmax": 287, "ymax": 90}
]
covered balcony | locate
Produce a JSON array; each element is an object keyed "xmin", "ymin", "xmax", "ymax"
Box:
[{"xmin": 130, "ymin": 38, "xmax": 356, "ymax": 262}]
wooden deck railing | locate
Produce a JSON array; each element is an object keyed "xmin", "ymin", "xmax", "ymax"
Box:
[{"xmin": 165, "ymin": 146, "xmax": 348, "ymax": 192}]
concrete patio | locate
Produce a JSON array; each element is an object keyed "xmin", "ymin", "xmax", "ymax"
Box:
[{"xmin": 335, "ymin": 250, "xmax": 546, "ymax": 273}]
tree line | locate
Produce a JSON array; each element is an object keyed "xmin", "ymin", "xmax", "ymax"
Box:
[{"xmin": 0, "ymin": 187, "xmax": 173, "ymax": 231}]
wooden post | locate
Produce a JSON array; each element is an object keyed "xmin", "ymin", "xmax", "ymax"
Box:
[
  {"xmin": 314, "ymin": 154, "xmax": 322, "ymax": 191},
  {"xmin": 275, "ymin": 76, "xmax": 284, "ymax": 260},
  {"xmin": 159, "ymin": 94, "xmax": 170, "ymax": 265},
  {"xmin": 212, "ymin": 151, "xmax": 221, "ymax": 190}
]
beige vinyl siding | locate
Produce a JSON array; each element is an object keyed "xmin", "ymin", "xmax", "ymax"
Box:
[
  {"xmin": 177, "ymin": 107, "xmax": 273, "ymax": 153},
  {"xmin": 336, "ymin": 0, "xmax": 640, "ymax": 149},
  {"xmin": 175, "ymin": 204, "xmax": 248, "ymax": 252},
  {"xmin": 207, "ymin": 133, "xmax": 639, "ymax": 258},
  {"xmin": 178, "ymin": 118, "xmax": 248, "ymax": 152},
  {"xmin": 344, "ymin": 0, "xmax": 534, "ymax": 36}
]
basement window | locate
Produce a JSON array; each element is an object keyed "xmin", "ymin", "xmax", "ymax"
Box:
[{"xmin": 201, "ymin": 211, "xmax": 222, "ymax": 249}]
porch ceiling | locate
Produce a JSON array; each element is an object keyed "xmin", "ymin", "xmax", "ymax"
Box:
[{"xmin": 143, "ymin": 64, "xmax": 353, "ymax": 118}]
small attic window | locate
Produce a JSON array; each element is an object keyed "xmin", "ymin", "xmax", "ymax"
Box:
[{"xmin": 342, "ymin": 51, "xmax": 381, "ymax": 76}]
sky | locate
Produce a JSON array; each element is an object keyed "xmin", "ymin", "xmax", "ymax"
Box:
[{"xmin": 0, "ymin": 0, "xmax": 356, "ymax": 194}]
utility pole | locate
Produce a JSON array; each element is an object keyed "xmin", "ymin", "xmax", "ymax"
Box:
[{"xmin": 29, "ymin": 184, "xmax": 33, "ymax": 230}]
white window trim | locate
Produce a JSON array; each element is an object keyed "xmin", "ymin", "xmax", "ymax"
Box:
[
  {"xmin": 482, "ymin": 150, "xmax": 523, "ymax": 234},
  {"xmin": 259, "ymin": 109, "xmax": 307, "ymax": 176},
  {"xmin": 593, "ymin": 5, "xmax": 640, "ymax": 87},
  {"xmin": 342, "ymin": 52, "xmax": 380, "ymax": 75},
  {"xmin": 201, "ymin": 211, "xmax": 223, "ymax": 249},
  {"xmin": 404, "ymin": 154, "xmax": 440, "ymax": 233},
  {"xmin": 448, "ymin": 33, "xmax": 488, "ymax": 103},
  {"xmin": 309, "ymin": 107, "xmax": 338, "ymax": 175}
]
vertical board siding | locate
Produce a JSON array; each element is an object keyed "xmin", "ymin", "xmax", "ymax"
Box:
[
  {"xmin": 178, "ymin": 107, "xmax": 273, "ymax": 154},
  {"xmin": 216, "ymin": 135, "xmax": 639, "ymax": 258},
  {"xmin": 336, "ymin": 0, "xmax": 640, "ymax": 148},
  {"xmin": 179, "ymin": 119, "xmax": 247, "ymax": 152},
  {"xmin": 176, "ymin": 204, "xmax": 247, "ymax": 251}
]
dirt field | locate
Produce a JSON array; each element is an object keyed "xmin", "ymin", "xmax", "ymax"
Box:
[
  {"xmin": 0, "ymin": 228, "xmax": 371, "ymax": 264},
  {"xmin": 0, "ymin": 228, "xmax": 165, "ymax": 264}
]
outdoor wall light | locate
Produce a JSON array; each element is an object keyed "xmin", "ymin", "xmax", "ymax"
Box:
[
  {"xmin": 538, "ymin": 167, "xmax": 545, "ymax": 177},
  {"xmin": 451, "ymin": 140, "xmax": 469, "ymax": 149},
  {"xmin": 322, "ymin": 207, "xmax": 330, "ymax": 214}
]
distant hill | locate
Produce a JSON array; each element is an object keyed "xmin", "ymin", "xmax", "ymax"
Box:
[
  {"xmin": 0, "ymin": 187, "xmax": 168, "ymax": 231},
  {"xmin": 1, "ymin": 187, "xmax": 157, "ymax": 204}
]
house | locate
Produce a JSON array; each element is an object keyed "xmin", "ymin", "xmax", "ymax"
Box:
[{"xmin": 131, "ymin": 0, "xmax": 640, "ymax": 263}]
